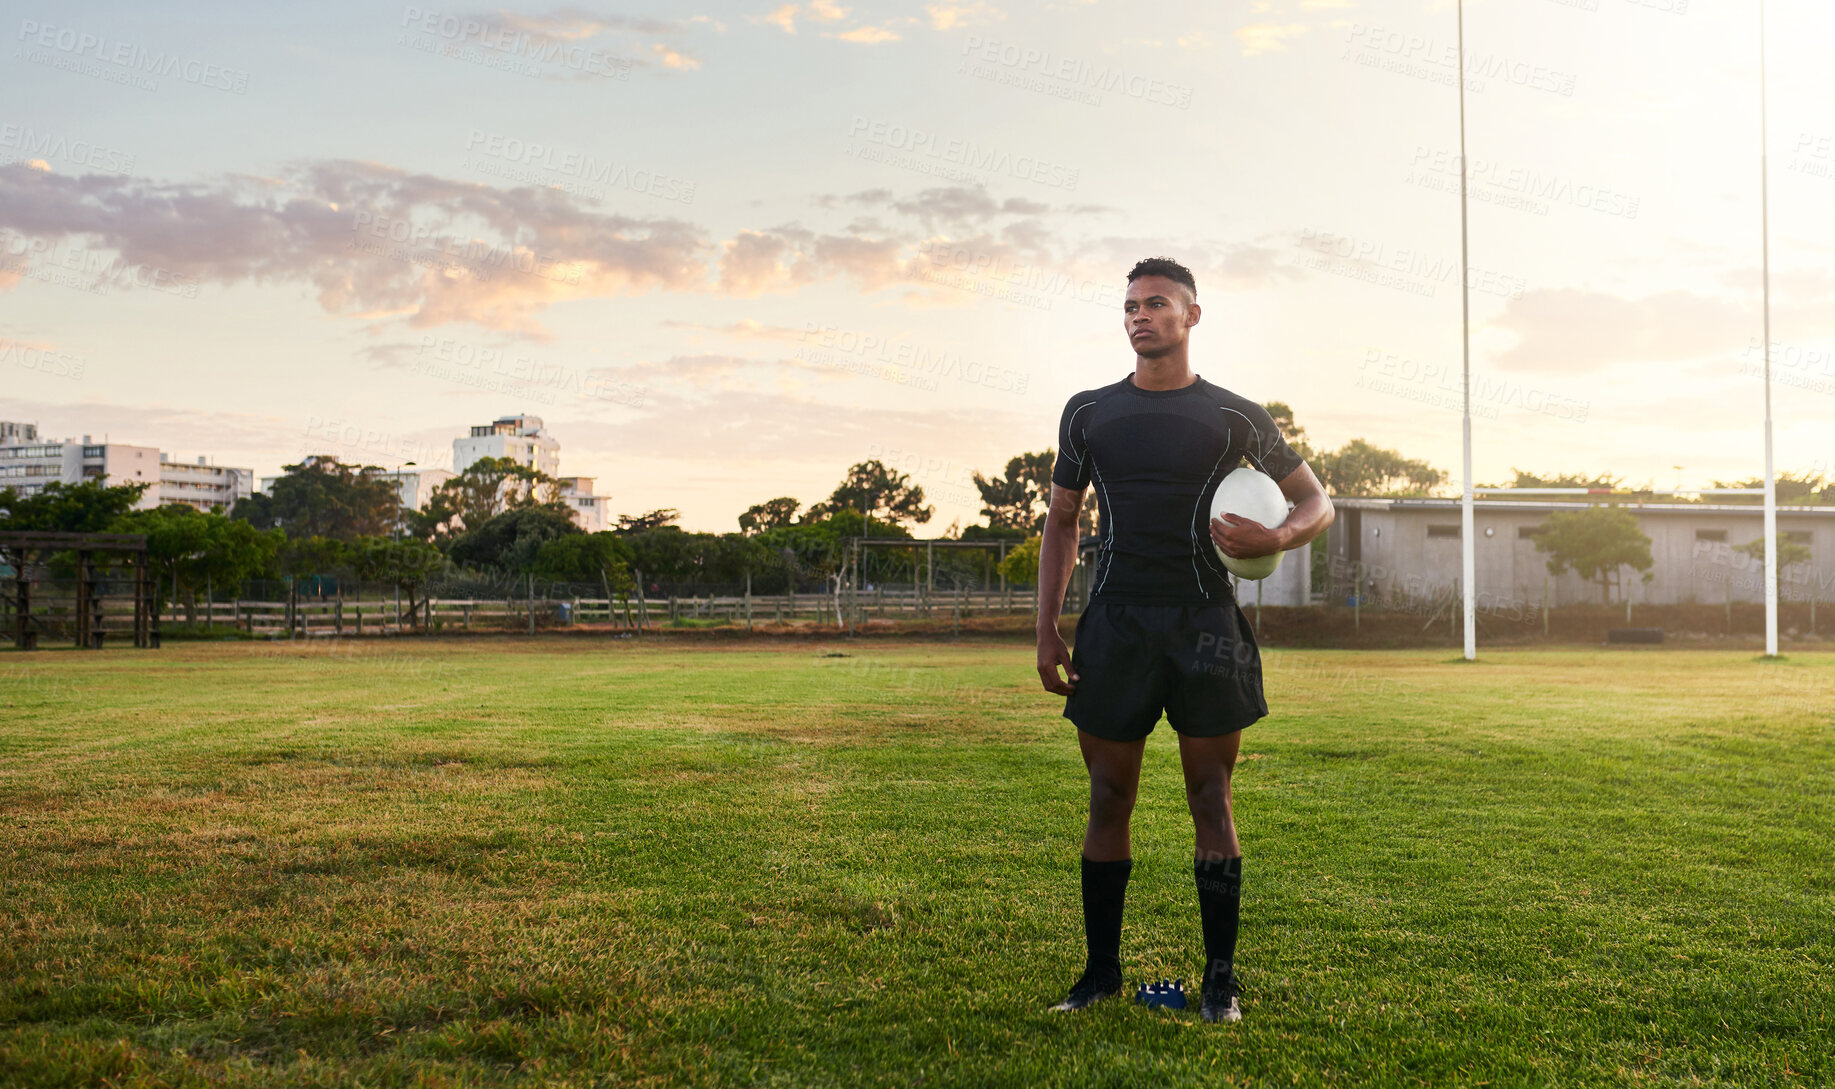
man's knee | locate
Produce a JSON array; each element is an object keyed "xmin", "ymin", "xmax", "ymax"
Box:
[
  {"xmin": 1088, "ymin": 774, "xmax": 1138, "ymax": 825},
  {"xmin": 1184, "ymin": 773, "xmax": 1230, "ymax": 821}
]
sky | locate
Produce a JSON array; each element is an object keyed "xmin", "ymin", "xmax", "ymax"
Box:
[{"xmin": 2, "ymin": 0, "xmax": 1832, "ymax": 533}]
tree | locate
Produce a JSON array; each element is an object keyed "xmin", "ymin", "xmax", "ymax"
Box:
[
  {"xmin": 616, "ymin": 508, "xmax": 682, "ymax": 534},
  {"xmin": 119, "ymin": 505, "xmax": 282, "ymax": 621},
  {"xmin": 280, "ymin": 535, "xmax": 351, "ymax": 579},
  {"xmin": 1711, "ymin": 470, "xmax": 1829, "ymax": 505},
  {"xmin": 997, "ymin": 535, "xmax": 1042, "ymax": 586},
  {"xmin": 405, "ymin": 487, "xmax": 463, "ymax": 543},
  {"xmin": 1737, "ymin": 533, "xmax": 1813, "ymax": 588},
  {"xmin": 619, "ymin": 526, "xmax": 693, "ymax": 587},
  {"xmin": 192, "ymin": 516, "xmax": 284, "ymax": 597},
  {"xmin": 1530, "ymin": 506, "xmax": 1654, "ymax": 604},
  {"xmin": 1262, "ymin": 401, "xmax": 1316, "ymax": 461},
  {"xmin": 0, "ymin": 480, "xmax": 149, "ymax": 531},
  {"xmin": 531, "ymin": 532, "xmax": 633, "ymax": 585},
  {"xmin": 961, "ymin": 523, "xmax": 1028, "ymax": 541},
  {"xmin": 763, "ymin": 509, "xmax": 867, "ymax": 624},
  {"xmin": 1257, "ymin": 405, "xmax": 1445, "ymax": 497},
  {"xmin": 972, "ymin": 451, "xmax": 1053, "ymax": 532},
  {"xmin": 448, "ymin": 506, "xmax": 583, "ymax": 574},
  {"xmin": 1506, "ymin": 470, "xmax": 1623, "ymax": 491},
  {"xmin": 431, "ymin": 455, "xmax": 563, "ymax": 531},
  {"xmin": 1312, "ymin": 439, "xmax": 1446, "ymax": 496},
  {"xmin": 738, "ymin": 497, "xmax": 800, "ymax": 535},
  {"xmin": 352, "ymin": 537, "xmax": 447, "ymax": 630},
  {"xmin": 706, "ymin": 532, "xmax": 779, "ymax": 585},
  {"xmin": 233, "ymin": 455, "xmax": 402, "ymax": 540},
  {"xmin": 805, "ymin": 460, "xmax": 933, "ymax": 528}
]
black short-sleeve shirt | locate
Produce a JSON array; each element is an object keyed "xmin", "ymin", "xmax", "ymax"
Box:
[{"xmin": 1052, "ymin": 373, "xmax": 1305, "ymax": 605}]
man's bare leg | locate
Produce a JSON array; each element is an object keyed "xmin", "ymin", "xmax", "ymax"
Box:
[
  {"xmin": 1051, "ymin": 729, "xmax": 1145, "ymax": 1010},
  {"xmin": 1179, "ymin": 729, "xmax": 1245, "ymax": 1022},
  {"xmin": 1079, "ymin": 729, "xmax": 1145, "ymax": 860},
  {"xmin": 1178, "ymin": 729, "xmax": 1241, "ymax": 861}
]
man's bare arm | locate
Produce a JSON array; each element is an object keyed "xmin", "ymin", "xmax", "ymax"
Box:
[
  {"xmin": 1036, "ymin": 482, "xmax": 1086, "ymax": 694},
  {"xmin": 1037, "ymin": 483, "xmax": 1086, "ymax": 632}
]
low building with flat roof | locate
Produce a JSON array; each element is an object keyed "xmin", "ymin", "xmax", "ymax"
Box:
[{"xmin": 1321, "ymin": 497, "xmax": 1835, "ymax": 610}]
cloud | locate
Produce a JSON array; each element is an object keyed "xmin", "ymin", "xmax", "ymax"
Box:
[
  {"xmin": 474, "ymin": 7, "xmax": 684, "ymax": 38},
  {"xmin": 0, "ymin": 164, "xmax": 1112, "ymax": 327},
  {"xmin": 812, "ymin": 187, "xmax": 894, "ymax": 209},
  {"xmin": 648, "ymin": 42, "xmax": 701, "ymax": 69},
  {"xmin": 1235, "ymin": 23, "xmax": 1307, "ymax": 56},
  {"xmin": 760, "ymin": 3, "xmax": 799, "ymax": 33},
  {"xmin": 459, "ymin": 8, "xmax": 702, "ymax": 72},
  {"xmin": 832, "ymin": 25, "xmax": 900, "ymax": 43},
  {"xmin": 716, "ymin": 225, "xmax": 907, "ymax": 295},
  {"xmin": 1488, "ymin": 289, "xmax": 1754, "ymax": 373},
  {"xmin": 660, "ymin": 319, "xmax": 810, "ymax": 342},
  {"xmin": 718, "ymin": 229, "xmax": 809, "ymax": 295},
  {"xmin": 888, "ymin": 187, "xmax": 1046, "ymax": 227},
  {"xmin": 925, "ymin": 2, "xmax": 1003, "ymax": 30},
  {"xmin": 0, "ymin": 160, "xmax": 711, "ymax": 336},
  {"xmin": 759, "ymin": 0, "xmax": 849, "ymax": 34}
]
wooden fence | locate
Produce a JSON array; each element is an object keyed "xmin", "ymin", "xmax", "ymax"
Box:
[{"xmin": 151, "ymin": 585, "xmax": 1046, "ymax": 637}]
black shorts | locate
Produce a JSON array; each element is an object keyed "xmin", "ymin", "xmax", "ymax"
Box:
[{"xmin": 1062, "ymin": 601, "xmax": 1268, "ymax": 742}]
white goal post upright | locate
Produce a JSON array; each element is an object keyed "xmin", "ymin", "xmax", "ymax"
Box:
[
  {"xmin": 1759, "ymin": 0, "xmax": 1779, "ymax": 657},
  {"xmin": 1457, "ymin": 0, "xmax": 1476, "ymax": 662}
]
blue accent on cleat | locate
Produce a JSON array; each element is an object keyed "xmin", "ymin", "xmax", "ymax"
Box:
[{"xmin": 1133, "ymin": 978, "xmax": 1188, "ymax": 1010}]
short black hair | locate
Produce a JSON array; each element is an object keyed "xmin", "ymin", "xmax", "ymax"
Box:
[{"xmin": 1127, "ymin": 256, "xmax": 1196, "ymax": 300}]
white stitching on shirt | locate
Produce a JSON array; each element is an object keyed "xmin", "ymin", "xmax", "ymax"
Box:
[
  {"xmin": 1062, "ymin": 399, "xmax": 1097, "ymax": 466},
  {"xmin": 1217, "ymin": 406, "xmax": 1270, "ymax": 474},
  {"xmin": 1091, "ymin": 458, "xmax": 1115, "ymax": 596},
  {"xmin": 1190, "ymin": 448, "xmax": 1232, "ymax": 598}
]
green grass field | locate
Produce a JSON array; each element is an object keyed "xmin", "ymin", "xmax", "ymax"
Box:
[{"xmin": 3, "ymin": 638, "xmax": 1832, "ymax": 1088}]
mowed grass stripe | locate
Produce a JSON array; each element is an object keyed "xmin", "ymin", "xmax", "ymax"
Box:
[{"xmin": 2, "ymin": 641, "xmax": 1831, "ymax": 1087}]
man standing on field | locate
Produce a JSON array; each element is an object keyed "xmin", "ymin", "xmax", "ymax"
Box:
[{"xmin": 1036, "ymin": 257, "xmax": 1334, "ymax": 1023}]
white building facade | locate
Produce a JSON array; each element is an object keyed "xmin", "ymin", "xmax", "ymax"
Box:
[
  {"xmin": 450, "ymin": 415, "xmax": 609, "ymax": 532},
  {"xmin": 0, "ymin": 422, "xmax": 163, "ymax": 509},
  {"xmin": 374, "ymin": 468, "xmax": 455, "ymax": 513},
  {"xmin": 159, "ymin": 454, "xmax": 255, "ymax": 511},
  {"xmin": 452, "ymin": 414, "xmax": 560, "ymax": 477},
  {"xmin": 558, "ymin": 476, "xmax": 609, "ymax": 532}
]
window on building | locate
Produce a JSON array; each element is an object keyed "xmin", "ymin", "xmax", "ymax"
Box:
[
  {"xmin": 1427, "ymin": 524, "xmax": 1461, "ymax": 539},
  {"xmin": 1695, "ymin": 529, "xmax": 1727, "ymax": 542},
  {"xmin": 1786, "ymin": 531, "xmax": 1811, "ymax": 544},
  {"xmin": 1517, "ymin": 525, "xmax": 1541, "ymax": 539}
]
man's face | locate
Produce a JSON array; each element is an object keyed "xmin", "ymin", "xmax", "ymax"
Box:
[{"xmin": 1123, "ymin": 275, "xmax": 1199, "ymax": 358}]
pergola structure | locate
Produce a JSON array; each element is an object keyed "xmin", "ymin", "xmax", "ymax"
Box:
[{"xmin": 0, "ymin": 531, "xmax": 159, "ymax": 650}]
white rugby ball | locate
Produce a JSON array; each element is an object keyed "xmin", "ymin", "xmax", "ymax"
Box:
[{"xmin": 1209, "ymin": 466, "xmax": 1289, "ymax": 581}]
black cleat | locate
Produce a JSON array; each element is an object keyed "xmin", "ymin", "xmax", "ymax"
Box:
[
  {"xmin": 1050, "ymin": 965, "xmax": 1123, "ymax": 1011},
  {"xmin": 1200, "ymin": 964, "xmax": 1243, "ymax": 1023}
]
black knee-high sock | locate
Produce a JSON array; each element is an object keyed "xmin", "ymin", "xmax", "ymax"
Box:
[
  {"xmin": 1081, "ymin": 856, "xmax": 1132, "ymax": 979},
  {"xmin": 1194, "ymin": 855, "xmax": 1242, "ymax": 978}
]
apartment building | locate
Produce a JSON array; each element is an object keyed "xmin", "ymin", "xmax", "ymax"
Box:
[
  {"xmin": 0, "ymin": 422, "xmax": 161, "ymax": 509},
  {"xmin": 452, "ymin": 414, "xmax": 560, "ymax": 477}
]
